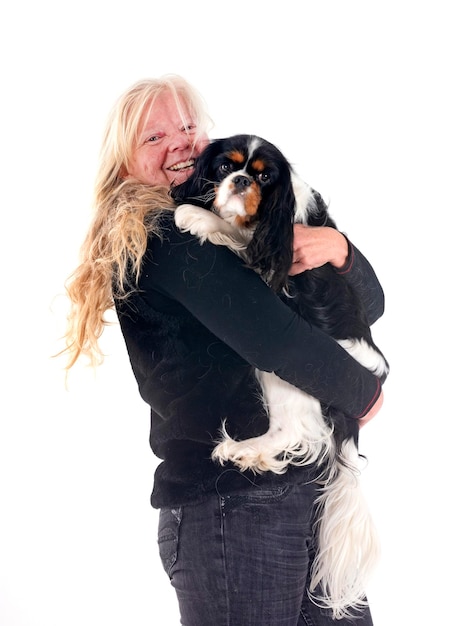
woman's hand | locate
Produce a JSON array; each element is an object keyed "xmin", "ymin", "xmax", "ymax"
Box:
[
  {"xmin": 359, "ymin": 390, "xmax": 384, "ymax": 428},
  {"xmin": 289, "ymin": 224, "xmax": 349, "ymax": 275}
]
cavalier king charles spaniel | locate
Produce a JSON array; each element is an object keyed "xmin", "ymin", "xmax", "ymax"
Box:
[{"xmin": 171, "ymin": 134, "xmax": 389, "ymax": 619}]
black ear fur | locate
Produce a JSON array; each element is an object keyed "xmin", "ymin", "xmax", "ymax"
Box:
[{"xmin": 246, "ymin": 179, "xmax": 296, "ymax": 292}]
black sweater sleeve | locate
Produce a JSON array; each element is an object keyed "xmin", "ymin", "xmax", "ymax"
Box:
[
  {"xmin": 336, "ymin": 237, "xmax": 385, "ymax": 326},
  {"xmin": 139, "ymin": 218, "xmax": 382, "ymax": 419}
]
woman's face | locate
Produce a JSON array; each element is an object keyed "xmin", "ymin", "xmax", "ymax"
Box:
[{"xmin": 126, "ymin": 92, "xmax": 209, "ymax": 186}]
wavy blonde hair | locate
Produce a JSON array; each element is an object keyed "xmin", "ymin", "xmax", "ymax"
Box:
[{"xmin": 62, "ymin": 75, "xmax": 212, "ymax": 369}]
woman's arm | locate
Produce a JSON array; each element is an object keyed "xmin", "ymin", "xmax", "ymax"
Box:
[
  {"xmin": 139, "ymin": 216, "xmax": 382, "ymax": 421},
  {"xmin": 290, "ymin": 225, "xmax": 385, "ymax": 325}
]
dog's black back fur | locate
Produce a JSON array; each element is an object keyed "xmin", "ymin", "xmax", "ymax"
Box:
[{"xmin": 172, "ymin": 135, "xmax": 387, "ymax": 452}]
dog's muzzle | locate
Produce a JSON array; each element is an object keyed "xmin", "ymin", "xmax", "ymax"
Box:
[{"xmin": 232, "ymin": 175, "xmax": 251, "ymax": 193}]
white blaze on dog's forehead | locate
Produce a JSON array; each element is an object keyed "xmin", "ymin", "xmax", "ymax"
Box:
[{"xmin": 247, "ymin": 136, "xmax": 263, "ymax": 160}]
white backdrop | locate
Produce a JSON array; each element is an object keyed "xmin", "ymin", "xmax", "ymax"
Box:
[{"xmin": 1, "ymin": 2, "xmax": 475, "ymax": 625}]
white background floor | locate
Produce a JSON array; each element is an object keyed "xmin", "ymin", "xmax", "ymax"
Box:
[{"xmin": 1, "ymin": 1, "xmax": 475, "ymax": 624}]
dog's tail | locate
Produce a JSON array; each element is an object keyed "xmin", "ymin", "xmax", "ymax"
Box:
[{"xmin": 309, "ymin": 438, "xmax": 380, "ymax": 620}]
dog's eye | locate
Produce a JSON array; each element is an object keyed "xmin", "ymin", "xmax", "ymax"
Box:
[
  {"xmin": 219, "ymin": 163, "xmax": 232, "ymax": 174},
  {"xmin": 258, "ymin": 172, "xmax": 270, "ymax": 183}
]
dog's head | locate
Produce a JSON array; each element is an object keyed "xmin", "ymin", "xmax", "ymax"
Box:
[{"xmin": 171, "ymin": 134, "xmax": 297, "ymax": 291}]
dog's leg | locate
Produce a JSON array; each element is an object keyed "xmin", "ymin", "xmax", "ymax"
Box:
[
  {"xmin": 212, "ymin": 339, "xmax": 386, "ymax": 475},
  {"xmin": 212, "ymin": 372, "xmax": 333, "ymax": 474},
  {"xmin": 338, "ymin": 338, "xmax": 389, "ymax": 379},
  {"xmin": 309, "ymin": 438, "xmax": 380, "ymax": 619},
  {"xmin": 174, "ymin": 204, "xmax": 250, "ymax": 251}
]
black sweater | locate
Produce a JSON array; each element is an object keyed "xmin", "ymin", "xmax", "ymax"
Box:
[{"xmin": 115, "ymin": 213, "xmax": 385, "ymax": 508}]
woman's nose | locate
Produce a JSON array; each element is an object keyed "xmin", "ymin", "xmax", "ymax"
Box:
[{"xmin": 167, "ymin": 131, "xmax": 191, "ymax": 151}]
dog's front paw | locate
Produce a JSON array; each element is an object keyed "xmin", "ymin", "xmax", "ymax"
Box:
[{"xmin": 174, "ymin": 204, "xmax": 224, "ymax": 244}]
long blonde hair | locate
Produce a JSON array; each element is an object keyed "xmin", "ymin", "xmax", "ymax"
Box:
[{"xmin": 62, "ymin": 75, "xmax": 212, "ymax": 369}]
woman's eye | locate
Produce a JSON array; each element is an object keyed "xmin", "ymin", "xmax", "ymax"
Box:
[{"xmin": 146, "ymin": 135, "xmax": 162, "ymax": 143}]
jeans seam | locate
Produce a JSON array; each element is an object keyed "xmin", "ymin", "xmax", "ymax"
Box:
[
  {"xmin": 219, "ymin": 496, "xmax": 231, "ymax": 626},
  {"xmin": 300, "ymin": 605, "xmax": 315, "ymax": 626}
]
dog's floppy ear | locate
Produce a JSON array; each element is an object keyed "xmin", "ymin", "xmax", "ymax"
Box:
[
  {"xmin": 246, "ymin": 180, "xmax": 296, "ymax": 292},
  {"xmin": 170, "ymin": 143, "xmax": 215, "ymax": 208}
]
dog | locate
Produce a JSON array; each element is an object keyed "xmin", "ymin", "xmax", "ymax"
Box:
[{"xmin": 171, "ymin": 134, "xmax": 389, "ymax": 619}]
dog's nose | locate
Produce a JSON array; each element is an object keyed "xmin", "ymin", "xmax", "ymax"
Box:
[{"xmin": 232, "ymin": 175, "xmax": 251, "ymax": 191}]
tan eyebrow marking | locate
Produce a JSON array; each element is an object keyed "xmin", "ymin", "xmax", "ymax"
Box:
[
  {"xmin": 251, "ymin": 158, "xmax": 266, "ymax": 172},
  {"xmin": 228, "ymin": 150, "xmax": 246, "ymax": 164}
]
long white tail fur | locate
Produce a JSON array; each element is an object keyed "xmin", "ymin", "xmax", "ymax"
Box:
[{"xmin": 309, "ymin": 439, "xmax": 380, "ymax": 619}]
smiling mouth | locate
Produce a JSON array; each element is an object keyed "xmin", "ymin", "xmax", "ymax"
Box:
[{"xmin": 168, "ymin": 159, "xmax": 195, "ymax": 172}]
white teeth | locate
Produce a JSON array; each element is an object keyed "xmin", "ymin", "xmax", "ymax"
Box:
[{"xmin": 169, "ymin": 160, "xmax": 194, "ymax": 171}]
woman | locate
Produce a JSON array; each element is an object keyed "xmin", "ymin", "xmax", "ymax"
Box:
[{"xmin": 64, "ymin": 74, "xmax": 385, "ymax": 625}]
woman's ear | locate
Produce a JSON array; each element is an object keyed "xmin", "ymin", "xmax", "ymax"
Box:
[{"xmin": 118, "ymin": 162, "xmax": 131, "ymax": 180}]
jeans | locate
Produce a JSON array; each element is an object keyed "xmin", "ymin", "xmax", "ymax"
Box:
[{"xmin": 158, "ymin": 480, "xmax": 373, "ymax": 626}]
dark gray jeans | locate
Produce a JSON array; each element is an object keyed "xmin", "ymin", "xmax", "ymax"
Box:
[{"xmin": 158, "ymin": 481, "xmax": 373, "ymax": 626}]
